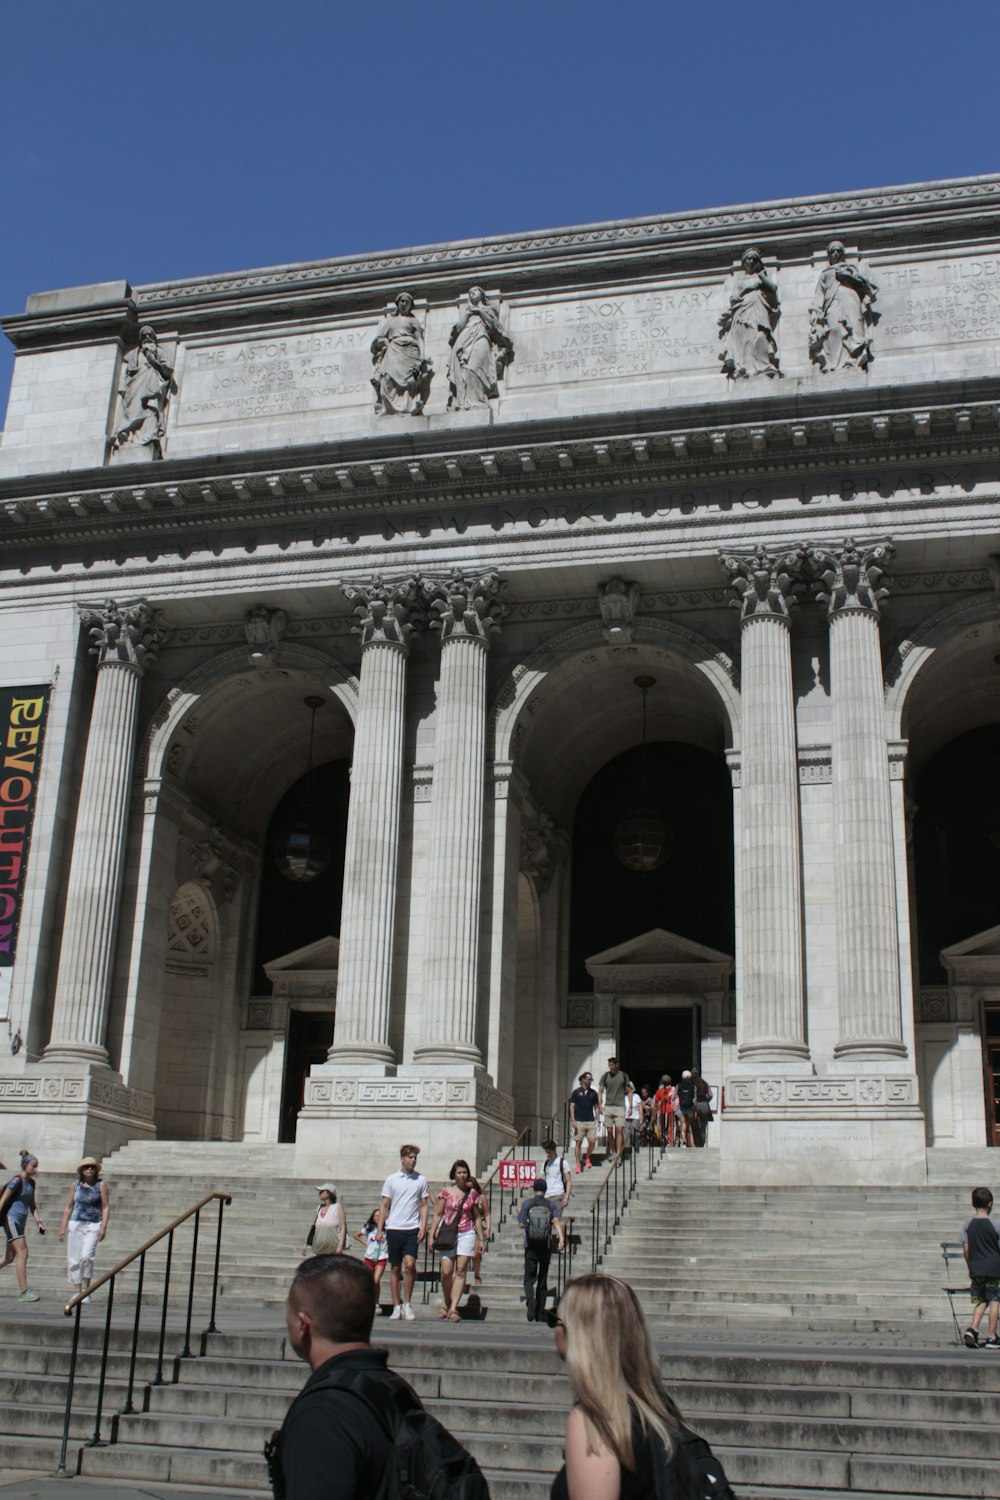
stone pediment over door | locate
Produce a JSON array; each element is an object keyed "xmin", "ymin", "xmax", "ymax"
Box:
[
  {"xmin": 941, "ymin": 924, "xmax": 1000, "ymax": 989},
  {"xmin": 264, "ymin": 935, "xmax": 339, "ymax": 1008},
  {"xmin": 585, "ymin": 927, "xmax": 733, "ymax": 1004}
]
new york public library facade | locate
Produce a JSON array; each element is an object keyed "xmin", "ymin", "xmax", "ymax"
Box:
[{"xmin": 1, "ymin": 174, "xmax": 999, "ymax": 1185}]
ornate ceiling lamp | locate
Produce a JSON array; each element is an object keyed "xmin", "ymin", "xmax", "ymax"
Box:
[
  {"xmin": 613, "ymin": 675, "xmax": 672, "ymax": 873},
  {"xmin": 274, "ymin": 695, "xmax": 331, "ymax": 884}
]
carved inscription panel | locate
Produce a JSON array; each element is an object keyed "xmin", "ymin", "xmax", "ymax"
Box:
[
  {"xmin": 506, "ymin": 286, "xmax": 719, "ymax": 389},
  {"xmin": 879, "ymin": 254, "xmax": 1000, "ymax": 348},
  {"xmin": 175, "ymin": 323, "xmax": 374, "ymax": 425}
]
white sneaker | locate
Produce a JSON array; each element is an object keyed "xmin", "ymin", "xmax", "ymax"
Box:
[
  {"xmin": 81, "ymin": 1296, "xmax": 91, "ymax": 1305},
  {"xmin": 389, "ymin": 1304, "xmax": 403, "ymax": 1320},
  {"xmin": 402, "ymin": 1302, "xmax": 416, "ymax": 1321}
]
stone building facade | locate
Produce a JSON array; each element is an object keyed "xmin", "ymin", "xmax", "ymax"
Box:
[{"xmin": 1, "ymin": 175, "xmax": 999, "ymax": 1181}]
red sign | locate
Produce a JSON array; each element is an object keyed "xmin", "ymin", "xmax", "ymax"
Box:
[
  {"xmin": 499, "ymin": 1159, "xmax": 537, "ymax": 1188},
  {"xmin": 0, "ymin": 687, "xmax": 49, "ymax": 968}
]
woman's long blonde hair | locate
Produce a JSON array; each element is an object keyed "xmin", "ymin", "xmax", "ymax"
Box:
[{"xmin": 559, "ymin": 1274, "xmax": 682, "ymax": 1468}]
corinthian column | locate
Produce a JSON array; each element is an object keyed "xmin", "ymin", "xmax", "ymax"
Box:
[
  {"xmin": 721, "ymin": 545, "xmax": 809, "ymax": 1063},
  {"xmin": 415, "ymin": 572, "xmax": 504, "ymax": 1065},
  {"xmin": 327, "ymin": 576, "xmax": 423, "ymax": 1067},
  {"xmin": 45, "ymin": 600, "xmax": 167, "ymax": 1064},
  {"xmin": 811, "ymin": 538, "xmax": 906, "ymax": 1058}
]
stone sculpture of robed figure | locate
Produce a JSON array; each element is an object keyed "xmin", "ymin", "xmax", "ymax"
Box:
[
  {"xmin": 446, "ymin": 287, "xmax": 514, "ymax": 410},
  {"xmin": 809, "ymin": 241, "xmax": 878, "ymax": 373},
  {"xmin": 370, "ymin": 292, "xmax": 432, "ymax": 415},
  {"xmin": 718, "ymin": 248, "xmax": 781, "ymax": 379},
  {"xmin": 110, "ymin": 326, "xmax": 174, "ymax": 460}
]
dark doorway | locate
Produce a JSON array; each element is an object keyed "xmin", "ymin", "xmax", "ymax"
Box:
[
  {"xmin": 569, "ymin": 743, "xmax": 733, "ymax": 992},
  {"xmin": 913, "ymin": 725, "xmax": 1000, "ymax": 984},
  {"xmin": 985, "ymin": 1006, "xmax": 1000, "ymax": 1150},
  {"xmin": 279, "ymin": 1010, "xmax": 334, "ymax": 1143},
  {"xmin": 618, "ymin": 1005, "xmax": 698, "ymax": 1091}
]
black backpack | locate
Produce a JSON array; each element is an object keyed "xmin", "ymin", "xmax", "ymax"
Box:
[
  {"xmin": 525, "ymin": 1200, "xmax": 553, "ymax": 1245},
  {"xmin": 652, "ymin": 1423, "xmax": 738, "ymax": 1500},
  {"xmin": 676, "ymin": 1080, "xmax": 695, "ymax": 1110},
  {"xmin": 266, "ymin": 1366, "xmax": 490, "ymax": 1500}
]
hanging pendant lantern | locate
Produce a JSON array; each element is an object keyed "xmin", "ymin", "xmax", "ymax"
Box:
[
  {"xmin": 274, "ymin": 696, "xmax": 331, "ymax": 884},
  {"xmin": 613, "ymin": 676, "xmax": 673, "ymax": 872}
]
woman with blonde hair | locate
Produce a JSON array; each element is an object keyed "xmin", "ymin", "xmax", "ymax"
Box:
[{"xmin": 551, "ymin": 1273, "xmax": 735, "ymax": 1500}]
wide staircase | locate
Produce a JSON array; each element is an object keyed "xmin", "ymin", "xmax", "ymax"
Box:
[{"xmin": 0, "ymin": 1140, "xmax": 997, "ymax": 1497}]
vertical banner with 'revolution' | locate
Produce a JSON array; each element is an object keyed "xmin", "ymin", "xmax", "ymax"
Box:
[{"xmin": 0, "ymin": 687, "xmax": 50, "ymax": 995}]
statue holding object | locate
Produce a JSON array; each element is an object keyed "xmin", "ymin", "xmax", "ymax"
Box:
[
  {"xmin": 447, "ymin": 287, "xmax": 514, "ymax": 410},
  {"xmin": 809, "ymin": 241, "xmax": 878, "ymax": 373},
  {"xmin": 370, "ymin": 291, "xmax": 433, "ymax": 415},
  {"xmin": 718, "ymin": 247, "xmax": 781, "ymax": 380},
  {"xmin": 110, "ymin": 326, "xmax": 174, "ymax": 460}
]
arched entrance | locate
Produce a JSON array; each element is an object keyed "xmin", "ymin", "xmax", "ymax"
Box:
[
  {"xmin": 116, "ymin": 654, "xmax": 356, "ymax": 1143},
  {"xmin": 489, "ymin": 626, "xmax": 738, "ymax": 1132}
]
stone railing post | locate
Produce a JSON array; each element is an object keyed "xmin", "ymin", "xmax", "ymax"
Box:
[
  {"xmin": 810, "ymin": 538, "xmax": 906, "ymax": 1058},
  {"xmin": 45, "ymin": 600, "xmax": 166, "ymax": 1064},
  {"xmin": 721, "ymin": 545, "xmax": 810, "ymax": 1063},
  {"xmin": 327, "ymin": 576, "xmax": 423, "ymax": 1068},
  {"xmin": 415, "ymin": 571, "xmax": 504, "ymax": 1065}
]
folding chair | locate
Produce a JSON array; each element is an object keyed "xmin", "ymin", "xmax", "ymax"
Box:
[{"xmin": 941, "ymin": 1241, "xmax": 971, "ymax": 1344}]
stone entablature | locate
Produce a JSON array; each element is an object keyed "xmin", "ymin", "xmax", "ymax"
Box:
[{"xmin": 5, "ymin": 174, "xmax": 1000, "ymax": 480}]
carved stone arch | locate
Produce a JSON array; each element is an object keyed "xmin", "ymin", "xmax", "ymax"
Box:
[
  {"xmin": 883, "ymin": 592, "xmax": 998, "ymax": 741},
  {"xmin": 143, "ymin": 643, "xmax": 359, "ymax": 782},
  {"xmin": 490, "ymin": 617, "xmax": 741, "ymax": 766}
]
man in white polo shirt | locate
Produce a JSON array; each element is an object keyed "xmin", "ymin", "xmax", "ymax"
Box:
[{"xmin": 375, "ymin": 1143, "xmax": 429, "ymax": 1321}]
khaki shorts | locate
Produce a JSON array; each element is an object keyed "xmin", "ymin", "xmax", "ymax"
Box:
[
  {"xmin": 573, "ymin": 1120, "xmax": 596, "ymax": 1141},
  {"xmin": 604, "ymin": 1106, "xmax": 625, "ymax": 1126}
]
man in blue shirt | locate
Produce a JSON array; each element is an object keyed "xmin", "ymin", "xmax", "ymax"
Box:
[{"xmin": 568, "ymin": 1072, "xmax": 599, "ymax": 1172}]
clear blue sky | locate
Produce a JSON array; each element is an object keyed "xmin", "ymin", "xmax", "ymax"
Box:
[{"xmin": 2, "ymin": 0, "xmax": 997, "ymax": 411}]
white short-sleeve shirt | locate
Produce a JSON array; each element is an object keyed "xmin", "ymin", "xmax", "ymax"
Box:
[{"xmin": 380, "ymin": 1168, "xmax": 430, "ymax": 1229}]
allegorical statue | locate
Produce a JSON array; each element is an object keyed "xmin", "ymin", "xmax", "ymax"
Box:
[
  {"xmin": 718, "ymin": 248, "xmax": 781, "ymax": 379},
  {"xmin": 446, "ymin": 287, "xmax": 514, "ymax": 410},
  {"xmin": 110, "ymin": 326, "xmax": 174, "ymax": 460},
  {"xmin": 808, "ymin": 241, "xmax": 878, "ymax": 373},
  {"xmin": 370, "ymin": 291, "xmax": 432, "ymax": 415}
]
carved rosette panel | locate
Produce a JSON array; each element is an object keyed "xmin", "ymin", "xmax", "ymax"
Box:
[
  {"xmin": 81, "ymin": 598, "xmax": 168, "ymax": 673},
  {"xmin": 919, "ymin": 988, "xmax": 952, "ymax": 1023},
  {"xmin": 246, "ymin": 1002, "xmax": 273, "ymax": 1030},
  {"xmin": 720, "ymin": 544, "xmax": 806, "ymax": 622},
  {"xmin": 344, "ymin": 574, "xmax": 426, "ymax": 651},
  {"xmin": 809, "ymin": 538, "xmax": 895, "ymax": 617},
  {"xmin": 567, "ymin": 997, "xmax": 594, "ymax": 1028}
]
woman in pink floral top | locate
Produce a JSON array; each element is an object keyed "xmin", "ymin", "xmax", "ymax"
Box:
[{"xmin": 428, "ymin": 1158, "xmax": 486, "ymax": 1322}]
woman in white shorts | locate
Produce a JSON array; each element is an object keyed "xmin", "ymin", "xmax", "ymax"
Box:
[{"xmin": 428, "ymin": 1159, "xmax": 485, "ymax": 1323}]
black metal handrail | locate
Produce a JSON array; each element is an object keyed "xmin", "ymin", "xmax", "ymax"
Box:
[{"xmin": 58, "ymin": 1190, "xmax": 232, "ymax": 1477}]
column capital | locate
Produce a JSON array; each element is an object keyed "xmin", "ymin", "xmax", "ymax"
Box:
[
  {"xmin": 809, "ymin": 537, "xmax": 894, "ymax": 618},
  {"xmin": 343, "ymin": 573, "xmax": 426, "ymax": 651},
  {"xmin": 720, "ymin": 544, "xmax": 806, "ymax": 623},
  {"xmin": 80, "ymin": 598, "xmax": 168, "ymax": 674},
  {"xmin": 427, "ymin": 570, "xmax": 505, "ymax": 646}
]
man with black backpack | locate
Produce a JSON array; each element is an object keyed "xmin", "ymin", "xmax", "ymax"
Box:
[
  {"xmin": 675, "ymin": 1069, "xmax": 696, "ymax": 1148},
  {"xmin": 517, "ymin": 1176, "xmax": 565, "ymax": 1323},
  {"xmin": 268, "ymin": 1255, "xmax": 488, "ymax": 1500}
]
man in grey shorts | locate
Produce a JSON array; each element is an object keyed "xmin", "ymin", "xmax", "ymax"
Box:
[{"xmin": 598, "ymin": 1057, "xmax": 633, "ymax": 1163}]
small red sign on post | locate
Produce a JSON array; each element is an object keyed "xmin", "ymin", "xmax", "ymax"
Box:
[{"xmin": 499, "ymin": 1159, "xmax": 537, "ymax": 1188}]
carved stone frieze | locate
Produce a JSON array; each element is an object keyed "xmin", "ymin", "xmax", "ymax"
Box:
[
  {"xmin": 724, "ymin": 1075, "xmax": 916, "ymax": 1110},
  {"xmin": 598, "ymin": 578, "xmax": 640, "ymax": 644},
  {"xmin": 809, "ymin": 538, "xmax": 895, "ymax": 617},
  {"xmin": 720, "ymin": 544, "xmax": 806, "ymax": 622},
  {"xmin": 302, "ymin": 1074, "xmax": 513, "ymax": 1122},
  {"xmin": 428, "ymin": 571, "xmax": 505, "ymax": 645},
  {"xmin": 0, "ymin": 1074, "xmax": 153, "ymax": 1119},
  {"xmin": 81, "ymin": 598, "xmax": 168, "ymax": 672},
  {"xmin": 344, "ymin": 574, "xmax": 425, "ymax": 650},
  {"xmin": 246, "ymin": 1001, "xmax": 273, "ymax": 1030},
  {"xmin": 244, "ymin": 606, "xmax": 287, "ymax": 667},
  {"xmin": 798, "ymin": 747, "xmax": 832, "ymax": 784}
]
